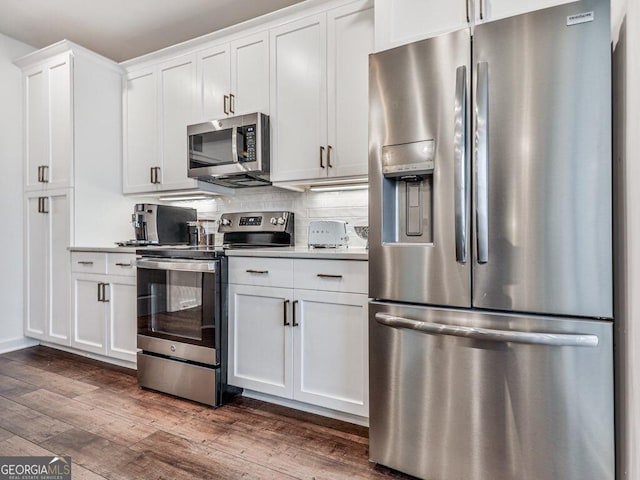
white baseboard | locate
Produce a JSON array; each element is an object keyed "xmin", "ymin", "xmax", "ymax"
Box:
[
  {"xmin": 241, "ymin": 389, "xmax": 369, "ymax": 427},
  {"xmin": 0, "ymin": 337, "xmax": 39, "ymax": 354}
]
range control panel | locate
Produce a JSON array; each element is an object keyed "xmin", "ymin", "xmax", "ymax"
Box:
[{"xmin": 218, "ymin": 211, "xmax": 293, "ymax": 233}]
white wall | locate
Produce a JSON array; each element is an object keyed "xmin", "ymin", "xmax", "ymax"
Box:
[
  {"xmin": 166, "ymin": 186, "xmax": 369, "ymax": 247},
  {"xmin": 0, "ymin": 33, "xmax": 36, "ymax": 353}
]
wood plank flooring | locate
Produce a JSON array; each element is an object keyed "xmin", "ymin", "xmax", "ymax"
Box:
[{"xmin": 0, "ymin": 346, "xmax": 415, "ymax": 480}]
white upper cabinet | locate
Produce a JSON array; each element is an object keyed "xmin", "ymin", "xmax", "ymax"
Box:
[
  {"xmin": 271, "ymin": 14, "xmax": 328, "ymax": 183},
  {"xmin": 474, "ymin": 0, "xmax": 575, "ymax": 24},
  {"xmin": 24, "ymin": 52, "xmax": 73, "ymax": 191},
  {"xmin": 198, "ymin": 43, "xmax": 230, "ymax": 121},
  {"xmin": 270, "ymin": 0, "xmax": 373, "ymax": 186},
  {"xmin": 375, "ymin": 0, "xmax": 468, "ymax": 51},
  {"xmin": 159, "ymin": 55, "xmax": 198, "ymax": 190},
  {"xmin": 124, "ymin": 68, "xmax": 159, "ymax": 193},
  {"xmin": 375, "ymin": 0, "xmax": 575, "ymax": 51},
  {"xmin": 196, "ymin": 31, "xmax": 269, "ymax": 122},
  {"xmin": 124, "ymin": 54, "xmax": 201, "ymax": 193}
]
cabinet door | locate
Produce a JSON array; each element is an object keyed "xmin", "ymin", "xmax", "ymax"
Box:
[
  {"xmin": 24, "ymin": 196, "xmax": 48, "ymax": 339},
  {"xmin": 327, "ymin": 2, "xmax": 374, "ymax": 179},
  {"xmin": 24, "ymin": 53, "xmax": 73, "ymax": 191},
  {"xmin": 476, "ymin": 0, "xmax": 575, "ymax": 23},
  {"xmin": 72, "ymin": 274, "xmax": 106, "ymax": 355},
  {"xmin": 270, "ymin": 14, "xmax": 328, "ymax": 182},
  {"xmin": 198, "ymin": 43, "xmax": 230, "ymax": 121},
  {"xmin": 107, "ymin": 276, "xmax": 137, "ymax": 363},
  {"xmin": 48, "ymin": 53, "xmax": 73, "ymax": 190},
  {"xmin": 228, "ymin": 284, "xmax": 293, "ymax": 398},
  {"xmin": 374, "ymin": 0, "xmax": 468, "ymax": 51},
  {"xmin": 159, "ymin": 55, "xmax": 199, "ymax": 190},
  {"xmin": 25, "ymin": 191, "xmax": 71, "ymax": 344},
  {"xmin": 231, "ymin": 32, "xmax": 269, "ymax": 116},
  {"xmin": 123, "ymin": 69, "xmax": 159, "ymax": 193},
  {"xmin": 293, "ymin": 290, "xmax": 368, "ymax": 416},
  {"xmin": 49, "ymin": 192, "xmax": 71, "ymax": 344}
]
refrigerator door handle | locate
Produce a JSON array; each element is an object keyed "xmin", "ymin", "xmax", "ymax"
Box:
[
  {"xmin": 454, "ymin": 65, "xmax": 468, "ymax": 264},
  {"xmin": 374, "ymin": 313, "xmax": 599, "ymax": 347},
  {"xmin": 475, "ymin": 61, "xmax": 490, "ymax": 264}
]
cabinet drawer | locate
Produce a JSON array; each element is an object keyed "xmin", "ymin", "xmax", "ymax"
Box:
[
  {"xmin": 229, "ymin": 257, "xmax": 293, "ymax": 288},
  {"xmin": 71, "ymin": 252, "xmax": 107, "ymax": 274},
  {"xmin": 294, "ymin": 259, "xmax": 368, "ymax": 294},
  {"xmin": 107, "ymin": 253, "xmax": 136, "ymax": 276}
]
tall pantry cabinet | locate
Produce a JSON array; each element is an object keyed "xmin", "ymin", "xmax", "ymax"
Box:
[{"xmin": 15, "ymin": 41, "xmax": 126, "ymax": 346}]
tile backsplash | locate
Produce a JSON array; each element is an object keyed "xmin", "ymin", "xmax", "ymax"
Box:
[{"xmin": 168, "ymin": 186, "xmax": 369, "ymax": 247}]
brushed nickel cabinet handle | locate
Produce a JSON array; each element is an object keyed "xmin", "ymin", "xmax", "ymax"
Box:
[
  {"xmin": 223, "ymin": 95, "xmax": 229, "ymax": 115},
  {"xmin": 102, "ymin": 283, "xmax": 110, "ymax": 303},
  {"xmin": 229, "ymin": 93, "xmax": 235, "ymax": 114},
  {"xmin": 97, "ymin": 283, "xmax": 103, "ymax": 302},
  {"xmin": 320, "ymin": 146, "xmax": 325, "ymax": 168},
  {"xmin": 37, "ymin": 166, "xmax": 42, "ymax": 183},
  {"xmin": 42, "ymin": 165, "xmax": 48, "ymax": 183},
  {"xmin": 77, "ymin": 261, "xmax": 94, "ymax": 265},
  {"xmin": 317, "ymin": 273, "xmax": 343, "ymax": 279},
  {"xmin": 40, "ymin": 197, "xmax": 49, "ymax": 214},
  {"xmin": 327, "ymin": 145, "xmax": 333, "ymax": 168},
  {"xmin": 246, "ymin": 269, "xmax": 268, "ymax": 274}
]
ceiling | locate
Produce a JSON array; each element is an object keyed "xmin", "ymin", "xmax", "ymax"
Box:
[{"xmin": 0, "ymin": 0, "xmax": 305, "ymax": 62}]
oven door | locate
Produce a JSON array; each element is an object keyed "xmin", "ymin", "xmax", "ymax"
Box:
[{"xmin": 136, "ymin": 258, "xmax": 221, "ymax": 362}]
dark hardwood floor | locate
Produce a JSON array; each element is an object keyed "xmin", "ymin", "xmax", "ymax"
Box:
[{"xmin": 0, "ymin": 346, "xmax": 414, "ymax": 480}]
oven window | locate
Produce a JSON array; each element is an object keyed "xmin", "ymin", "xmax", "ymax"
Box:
[{"xmin": 137, "ymin": 268, "xmax": 217, "ymax": 347}]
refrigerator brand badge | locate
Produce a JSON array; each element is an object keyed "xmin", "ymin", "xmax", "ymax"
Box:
[{"xmin": 567, "ymin": 11, "xmax": 594, "ymax": 26}]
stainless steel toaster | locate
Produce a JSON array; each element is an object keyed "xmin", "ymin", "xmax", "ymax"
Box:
[{"xmin": 308, "ymin": 220, "xmax": 349, "ymax": 248}]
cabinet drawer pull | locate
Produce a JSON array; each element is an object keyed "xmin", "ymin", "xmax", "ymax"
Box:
[
  {"xmin": 316, "ymin": 273, "xmax": 343, "ymax": 279},
  {"xmin": 283, "ymin": 299, "xmax": 290, "ymax": 326},
  {"xmin": 292, "ymin": 300, "xmax": 299, "ymax": 327},
  {"xmin": 77, "ymin": 261, "xmax": 94, "ymax": 266},
  {"xmin": 115, "ymin": 262, "xmax": 132, "ymax": 267},
  {"xmin": 246, "ymin": 269, "xmax": 268, "ymax": 274}
]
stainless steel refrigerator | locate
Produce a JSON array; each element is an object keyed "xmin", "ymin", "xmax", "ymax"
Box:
[{"xmin": 368, "ymin": 1, "xmax": 614, "ymax": 480}]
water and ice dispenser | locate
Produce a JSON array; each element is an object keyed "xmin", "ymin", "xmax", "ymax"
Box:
[{"xmin": 381, "ymin": 140, "xmax": 435, "ymax": 244}]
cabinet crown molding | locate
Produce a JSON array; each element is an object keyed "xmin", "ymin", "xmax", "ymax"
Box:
[{"xmin": 13, "ymin": 39, "xmax": 123, "ymax": 73}]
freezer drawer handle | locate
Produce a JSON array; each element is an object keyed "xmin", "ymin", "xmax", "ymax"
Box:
[
  {"xmin": 454, "ymin": 65, "xmax": 468, "ymax": 264},
  {"xmin": 374, "ymin": 313, "xmax": 598, "ymax": 347}
]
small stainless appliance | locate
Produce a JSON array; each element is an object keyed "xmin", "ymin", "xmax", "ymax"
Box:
[
  {"xmin": 368, "ymin": 1, "xmax": 613, "ymax": 480},
  {"xmin": 131, "ymin": 203, "xmax": 197, "ymax": 245},
  {"xmin": 136, "ymin": 211, "xmax": 294, "ymax": 407},
  {"xmin": 307, "ymin": 220, "xmax": 348, "ymax": 248},
  {"xmin": 187, "ymin": 112, "xmax": 270, "ymax": 188}
]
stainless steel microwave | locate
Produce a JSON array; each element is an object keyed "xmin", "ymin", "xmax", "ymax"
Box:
[{"xmin": 187, "ymin": 112, "xmax": 270, "ymax": 188}]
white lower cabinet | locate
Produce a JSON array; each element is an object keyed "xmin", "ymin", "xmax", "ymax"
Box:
[
  {"xmin": 228, "ymin": 284, "xmax": 293, "ymax": 397},
  {"xmin": 228, "ymin": 257, "xmax": 368, "ymax": 417},
  {"xmin": 71, "ymin": 252, "xmax": 137, "ymax": 364}
]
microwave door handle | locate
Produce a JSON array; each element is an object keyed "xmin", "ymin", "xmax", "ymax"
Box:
[
  {"xmin": 475, "ymin": 61, "xmax": 489, "ymax": 264},
  {"xmin": 231, "ymin": 125, "xmax": 239, "ymax": 163},
  {"xmin": 454, "ymin": 65, "xmax": 468, "ymax": 264}
]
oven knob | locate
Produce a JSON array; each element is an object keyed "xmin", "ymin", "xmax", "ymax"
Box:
[
  {"xmin": 221, "ymin": 218, "xmax": 231, "ymax": 227},
  {"xmin": 170, "ymin": 345, "xmax": 176, "ymax": 352},
  {"xmin": 270, "ymin": 217, "xmax": 277, "ymax": 225},
  {"xmin": 277, "ymin": 217, "xmax": 285, "ymax": 225}
]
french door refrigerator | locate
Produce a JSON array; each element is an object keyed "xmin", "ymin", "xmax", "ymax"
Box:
[{"xmin": 368, "ymin": 1, "xmax": 614, "ymax": 480}]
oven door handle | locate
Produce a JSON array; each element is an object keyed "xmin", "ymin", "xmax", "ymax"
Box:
[{"xmin": 136, "ymin": 258, "xmax": 218, "ymax": 273}]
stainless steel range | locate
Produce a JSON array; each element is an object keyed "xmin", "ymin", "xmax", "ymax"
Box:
[{"xmin": 135, "ymin": 211, "xmax": 294, "ymax": 406}]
